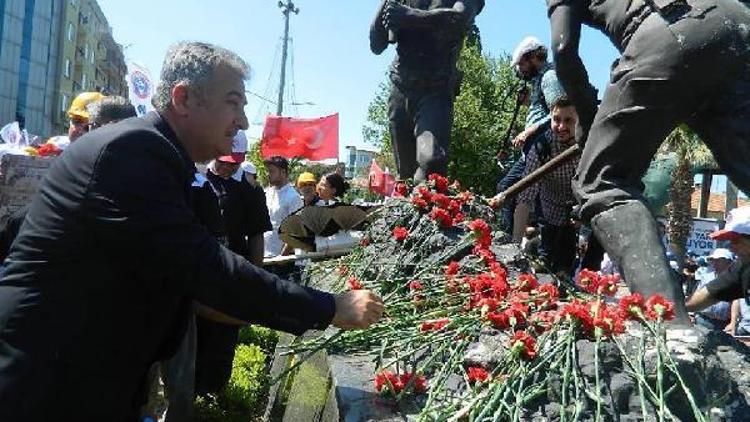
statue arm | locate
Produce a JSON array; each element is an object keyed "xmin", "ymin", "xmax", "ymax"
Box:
[
  {"xmin": 549, "ymin": 3, "xmax": 598, "ymax": 144},
  {"xmin": 370, "ymin": 0, "xmax": 389, "ymax": 55},
  {"xmin": 390, "ymin": 0, "xmax": 480, "ymax": 31}
]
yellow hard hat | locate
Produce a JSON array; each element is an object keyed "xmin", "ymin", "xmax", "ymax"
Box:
[
  {"xmin": 297, "ymin": 172, "xmax": 317, "ymax": 187},
  {"xmin": 67, "ymin": 92, "xmax": 105, "ymax": 120}
]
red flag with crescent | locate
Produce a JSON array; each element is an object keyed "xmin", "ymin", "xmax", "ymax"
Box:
[{"xmin": 260, "ymin": 113, "xmax": 339, "ymax": 160}]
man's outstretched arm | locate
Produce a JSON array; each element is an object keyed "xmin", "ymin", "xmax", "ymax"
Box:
[{"xmin": 548, "ymin": 2, "xmax": 598, "ymax": 144}]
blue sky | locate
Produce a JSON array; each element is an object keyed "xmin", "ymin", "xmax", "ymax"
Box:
[{"xmin": 99, "ymin": 0, "xmax": 619, "ymax": 158}]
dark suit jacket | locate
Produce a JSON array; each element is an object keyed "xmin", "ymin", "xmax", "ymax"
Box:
[{"xmin": 0, "ymin": 112, "xmax": 335, "ymax": 421}]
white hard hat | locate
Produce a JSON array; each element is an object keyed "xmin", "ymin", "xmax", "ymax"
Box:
[{"xmin": 512, "ymin": 36, "xmax": 545, "ymax": 66}]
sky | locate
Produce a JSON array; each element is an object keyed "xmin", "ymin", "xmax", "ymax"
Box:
[{"xmin": 98, "ymin": 0, "xmax": 620, "ymax": 159}]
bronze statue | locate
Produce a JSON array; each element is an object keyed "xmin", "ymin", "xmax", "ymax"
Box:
[
  {"xmin": 370, "ymin": 0, "xmax": 484, "ymax": 182},
  {"xmin": 547, "ymin": 0, "xmax": 750, "ymax": 323}
]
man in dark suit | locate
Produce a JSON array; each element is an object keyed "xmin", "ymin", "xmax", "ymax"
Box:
[{"xmin": 0, "ymin": 41, "xmax": 383, "ymax": 421}]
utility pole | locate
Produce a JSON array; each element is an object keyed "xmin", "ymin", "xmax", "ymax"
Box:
[{"xmin": 277, "ymin": 0, "xmax": 299, "ymax": 116}]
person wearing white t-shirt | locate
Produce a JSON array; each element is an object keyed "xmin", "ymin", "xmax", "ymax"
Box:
[{"xmin": 263, "ymin": 156, "xmax": 303, "ymax": 257}]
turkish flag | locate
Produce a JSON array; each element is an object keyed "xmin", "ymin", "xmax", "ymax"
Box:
[
  {"xmin": 368, "ymin": 160, "xmax": 396, "ymax": 196},
  {"xmin": 260, "ymin": 113, "xmax": 339, "ymax": 160}
]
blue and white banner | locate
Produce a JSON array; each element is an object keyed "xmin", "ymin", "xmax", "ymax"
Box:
[{"xmin": 126, "ymin": 62, "xmax": 155, "ymax": 117}]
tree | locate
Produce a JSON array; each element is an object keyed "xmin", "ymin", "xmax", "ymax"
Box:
[
  {"xmin": 658, "ymin": 126, "xmax": 716, "ymax": 265},
  {"xmin": 363, "ymin": 35, "xmax": 523, "ymax": 196}
]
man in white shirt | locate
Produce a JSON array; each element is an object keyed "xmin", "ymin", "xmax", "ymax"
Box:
[{"xmin": 263, "ymin": 156, "xmax": 303, "ymax": 258}]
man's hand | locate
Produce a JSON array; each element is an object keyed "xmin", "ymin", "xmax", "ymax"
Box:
[
  {"xmin": 383, "ymin": 1, "xmax": 411, "ymax": 31},
  {"xmin": 332, "ymin": 290, "xmax": 384, "ymax": 330},
  {"xmin": 488, "ymin": 194, "xmax": 505, "ymax": 209},
  {"xmin": 513, "ymin": 128, "xmax": 533, "ymax": 149},
  {"xmin": 724, "ymin": 322, "xmax": 736, "ymax": 335}
]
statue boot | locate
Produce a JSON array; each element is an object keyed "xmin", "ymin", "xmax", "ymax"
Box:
[{"xmin": 591, "ymin": 200, "xmax": 690, "ymax": 324}]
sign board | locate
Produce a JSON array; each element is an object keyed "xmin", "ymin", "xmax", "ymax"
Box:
[
  {"xmin": 0, "ymin": 154, "xmax": 55, "ymax": 222},
  {"xmin": 658, "ymin": 217, "xmax": 721, "ymax": 256}
]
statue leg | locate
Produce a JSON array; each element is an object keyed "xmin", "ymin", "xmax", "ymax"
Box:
[
  {"xmin": 413, "ymin": 91, "xmax": 454, "ymax": 182},
  {"xmin": 574, "ymin": 17, "xmax": 693, "ymax": 322},
  {"xmin": 591, "ymin": 201, "xmax": 689, "ymax": 324},
  {"xmin": 388, "ymin": 85, "xmax": 418, "ymax": 180}
]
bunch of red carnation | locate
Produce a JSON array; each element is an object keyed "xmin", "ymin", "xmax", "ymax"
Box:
[
  {"xmin": 404, "ymin": 174, "xmax": 472, "ymax": 228},
  {"xmin": 618, "ymin": 293, "xmax": 675, "ymax": 322},
  {"xmin": 35, "ymin": 143, "xmax": 62, "ymax": 157},
  {"xmin": 577, "ymin": 269, "xmax": 620, "ymax": 296},
  {"xmin": 374, "ymin": 370, "xmax": 428, "ymax": 395}
]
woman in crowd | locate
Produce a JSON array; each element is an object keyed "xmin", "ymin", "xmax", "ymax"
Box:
[{"xmin": 316, "ymin": 172, "xmax": 349, "ymax": 205}]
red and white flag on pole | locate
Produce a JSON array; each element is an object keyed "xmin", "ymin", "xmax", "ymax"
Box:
[
  {"xmin": 260, "ymin": 113, "xmax": 339, "ymax": 160},
  {"xmin": 368, "ymin": 159, "xmax": 396, "ymax": 196}
]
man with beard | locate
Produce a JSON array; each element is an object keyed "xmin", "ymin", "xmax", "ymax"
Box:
[
  {"xmin": 369, "ymin": 0, "xmax": 484, "ymax": 182},
  {"xmin": 516, "ymin": 98, "xmax": 580, "ymax": 276},
  {"xmin": 547, "ymin": 0, "xmax": 750, "ymax": 322},
  {"xmin": 497, "ymin": 37, "xmax": 571, "ymax": 238}
]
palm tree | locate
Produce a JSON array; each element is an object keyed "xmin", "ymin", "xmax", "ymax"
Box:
[{"xmin": 658, "ymin": 126, "xmax": 715, "ymax": 266}]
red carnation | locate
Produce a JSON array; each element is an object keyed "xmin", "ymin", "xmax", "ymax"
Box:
[
  {"xmin": 36, "ymin": 143, "xmax": 62, "ymax": 157},
  {"xmin": 445, "ymin": 261, "xmax": 460, "ymax": 277},
  {"xmin": 428, "ymin": 173, "xmax": 449, "ymax": 193},
  {"xmin": 448, "ymin": 199, "xmax": 462, "ymax": 215},
  {"xmin": 645, "ymin": 294, "xmax": 675, "ymax": 321},
  {"xmin": 420, "ymin": 318, "xmax": 450, "ymax": 332},
  {"xmin": 534, "ymin": 284, "xmax": 559, "ymax": 310},
  {"xmin": 375, "ymin": 370, "xmax": 399, "ymax": 393},
  {"xmin": 394, "ymin": 182, "xmax": 409, "ymax": 197},
  {"xmin": 618, "ymin": 293, "xmax": 646, "ymax": 320},
  {"xmin": 509, "ymin": 331, "xmax": 537, "ymax": 360},
  {"xmin": 392, "ymin": 226, "xmax": 409, "ymax": 241},
  {"xmin": 467, "ymin": 367, "xmax": 489, "ymax": 384},
  {"xmin": 429, "ymin": 207, "xmax": 453, "ymax": 228},
  {"xmin": 347, "ymin": 276, "xmax": 363, "ymax": 290},
  {"xmin": 473, "ymin": 246, "xmax": 496, "ymax": 265},
  {"xmin": 431, "ymin": 193, "xmax": 451, "ymax": 209},
  {"xmin": 488, "ymin": 311, "xmax": 510, "ymax": 329},
  {"xmin": 409, "ymin": 280, "xmax": 423, "ymax": 291},
  {"xmin": 452, "ymin": 212, "xmax": 465, "ymax": 225},
  {"xmin": 411, "ymin": 196, "xmax": 428, "ymax": 210},
  {"xmin": 529, "ymin": 310, "xmax": 557, "ymax": 334},
  {"xmin": 515, "ymin": 274, "xmax": 539, "ymax": 292},
  {"xmin": 359, "ymin": 237, "xmax": 371, "ymax": 247},
  {"xmin": 399, "ymin": 372, "xmax": 428, "ymax": 394}
]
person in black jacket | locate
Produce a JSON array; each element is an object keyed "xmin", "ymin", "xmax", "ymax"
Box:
[
  {"xmin": 196, "ymin": 154, "xmax": 273, "ymax": 394},
  {"xmin": 0, "ymin": 41, "xmax": 383, "ymax": 421}
]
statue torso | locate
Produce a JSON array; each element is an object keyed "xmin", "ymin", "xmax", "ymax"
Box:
[{"xmin": 391, "ymin": 0, "xmax": 482, "ymax": 88}]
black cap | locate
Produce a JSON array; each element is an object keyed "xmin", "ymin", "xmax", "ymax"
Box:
[{"xmin": 263, "ymin": 155, "xmax": 289, "ymax": 171}]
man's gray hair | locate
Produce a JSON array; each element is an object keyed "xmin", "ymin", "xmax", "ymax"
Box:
[
  {"xmin": 152, "ymin": 42, "xmax": 250, "ymax": 111},
  {"xmin": 87, "ymin": 96, "xmax": 137, "ymax": 127}
]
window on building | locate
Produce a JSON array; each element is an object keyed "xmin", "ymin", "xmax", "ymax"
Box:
[
  {"xmin": 91, "ymin": 49, "xmax": 94, "ymax": 64},
  {"xmin": 82, "ymin": 74, "xmax": 87, "ymax": 90},
  {"xmin": 62, "ymin": 94, "xmax": 69, "ymax": 113},
  {"xmin": 67, "ymin": 22, "xmax": 74, "ymax": 41},
  {"xmin": 64, "ymin": 58, "xmax": 71, "ymax": 78},
  {"xmin": 84, "ymin": 44, "xmax": 89, "ymax": 60}
]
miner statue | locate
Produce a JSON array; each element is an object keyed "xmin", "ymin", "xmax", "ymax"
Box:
[
  {"xmin": 370, "ymin": 0, "xmax": 484, "ymax": 182},
  {"xmin": 547, "ymin": 0, "xmax": 750, "ymax": 323}
]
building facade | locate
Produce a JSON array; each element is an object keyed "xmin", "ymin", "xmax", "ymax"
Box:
[
  {"xmin": 0, "ymin": 0, "xmax": 64, "ymax": 138},
  {"xmin": 0, "ymin": 0, "xmax": 126, "ymax": 138},
  {"xmin": 52, "ymin": 0, "xmax": 127, "ymax": 135},
  {"xmin": 345, "ymin": 146, "xmax": 377, "ymax": 179}
]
